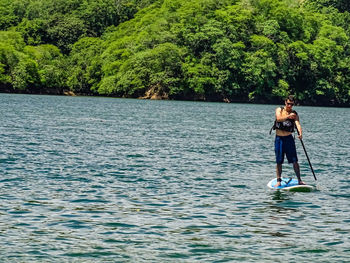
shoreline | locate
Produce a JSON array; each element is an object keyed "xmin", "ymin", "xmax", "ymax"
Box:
[{"xmin": 0, "ymin": 91, "xmax": 349, "ymax": 108}]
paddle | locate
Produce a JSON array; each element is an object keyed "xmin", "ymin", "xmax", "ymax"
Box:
[{"xmin": 296, "ymin": 128, "xmax": 317, "ymax": 181}]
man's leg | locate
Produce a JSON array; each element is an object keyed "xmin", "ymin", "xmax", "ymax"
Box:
[
  {"xmin": 275, "ymin": 136, "xmax": 283, "ymax": 187},
  {"xmin": 275, "ymin": 163, "xmax": 282, "ymax": 187},
  {"xmin": 293, "ymin": 162, "xmax": 305, "ymax": 185}
]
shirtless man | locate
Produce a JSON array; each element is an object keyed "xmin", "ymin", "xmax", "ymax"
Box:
[{"xmin": 273, "ymin": 95, "xmax": 305, "ymax": 187}]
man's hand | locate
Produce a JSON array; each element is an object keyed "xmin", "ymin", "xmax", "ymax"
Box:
[{"xmin": 288, "ymin": 113, "xmax": 297, "ymax": 120}]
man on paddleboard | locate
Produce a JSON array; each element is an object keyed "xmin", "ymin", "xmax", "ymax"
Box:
[{"xmin": 272, "ymin": 95, "xmax": 305, "ymax": 187}]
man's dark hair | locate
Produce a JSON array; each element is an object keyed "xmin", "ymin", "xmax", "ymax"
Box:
[{"xmin": 285, "ymin": 95, "xmax": 295, "ymax": 102}]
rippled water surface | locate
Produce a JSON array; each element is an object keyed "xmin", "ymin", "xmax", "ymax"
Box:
[{"xmin": 0, "ymin": 94, "xmax": 349, "ymax": 262}]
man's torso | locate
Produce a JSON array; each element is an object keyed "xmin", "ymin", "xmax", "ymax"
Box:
[{"xmin": 276, "ymin": 107, "xmax": 295, "ymax": 137}]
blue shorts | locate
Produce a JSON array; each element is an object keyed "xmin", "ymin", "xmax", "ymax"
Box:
[{"xmin": 275, "ymin": 135, "xmax": 298, "ymax": 164}]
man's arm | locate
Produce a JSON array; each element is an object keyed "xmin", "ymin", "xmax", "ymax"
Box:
[
  {"xmin": 275, "ymin": 107, "xmax": 296, "ymax": 122},
  {"xmin": 295, "ymin": 115, "xmax": 302, "ymax": 139}
]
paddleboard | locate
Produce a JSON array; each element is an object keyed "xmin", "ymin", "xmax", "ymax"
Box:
[{"xmin": 267, "ymin": 178, "xmax": 314, "ymax": 192}]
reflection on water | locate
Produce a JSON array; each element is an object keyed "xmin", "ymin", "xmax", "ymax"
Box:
[{"xmin": 270, "ymin": 190, "xmax": 291, "ymax": 201}]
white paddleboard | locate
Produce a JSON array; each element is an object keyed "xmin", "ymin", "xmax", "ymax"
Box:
[{"xmin": 267, "ymin": 178, "xmax": 314, "ymax": 192}]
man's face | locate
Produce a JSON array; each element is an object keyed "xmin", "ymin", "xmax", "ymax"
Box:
[{"xmin": 285, "ymin": 99, "xmax": 294, "ymax": 110}]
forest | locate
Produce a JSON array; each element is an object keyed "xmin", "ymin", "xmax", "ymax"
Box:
[{"xmin": 0, "ymin": 0, "xmax": 349, "ymax": 106}]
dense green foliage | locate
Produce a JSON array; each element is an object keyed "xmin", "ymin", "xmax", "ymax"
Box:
[{"xmin": 1, "ymin": 0, "xmax": 350, "ymax": 105}]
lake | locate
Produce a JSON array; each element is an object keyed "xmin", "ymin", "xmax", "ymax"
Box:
[{"xmin": 0, "ymin": 93, "xmax": 349, "ymax": 262}]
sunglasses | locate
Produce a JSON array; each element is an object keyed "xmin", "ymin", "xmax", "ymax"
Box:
[{"xmin": 286, "ymin": 102, "xmax": 294, "ymax": 106}]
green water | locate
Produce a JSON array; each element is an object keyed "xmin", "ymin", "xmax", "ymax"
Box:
[{"xmin": 0, "ymin": 94, "xmax": 349, "ymax": 262}]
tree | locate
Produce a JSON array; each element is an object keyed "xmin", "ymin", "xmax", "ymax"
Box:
[
  {"xmin": 24, "ymin": 44, "xmax": 66, "ymax": 92},
  {"xmin": 99, "ymin": 42, "xmax": 184, "ymax": 98},
  {"xmin": 67, "ymin": 37, "xmax": 104, "ymax": 94},
  {"xmin": 46, "ymin": 15, "xmax": 87, "ymax": 54}
]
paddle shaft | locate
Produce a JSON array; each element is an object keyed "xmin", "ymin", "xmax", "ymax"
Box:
[{"xmin": 296, "ymin": 128, "xmax": 317, "ymax": 181}]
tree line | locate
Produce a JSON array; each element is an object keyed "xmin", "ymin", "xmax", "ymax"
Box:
[{"xmin": 1, "ymin": 0, "xmax": 349, "ymax": 106}]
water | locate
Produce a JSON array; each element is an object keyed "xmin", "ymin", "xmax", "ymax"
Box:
[{"xmin": 0, "ymin": 93, "xmax": 349, "ymax": 262}]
